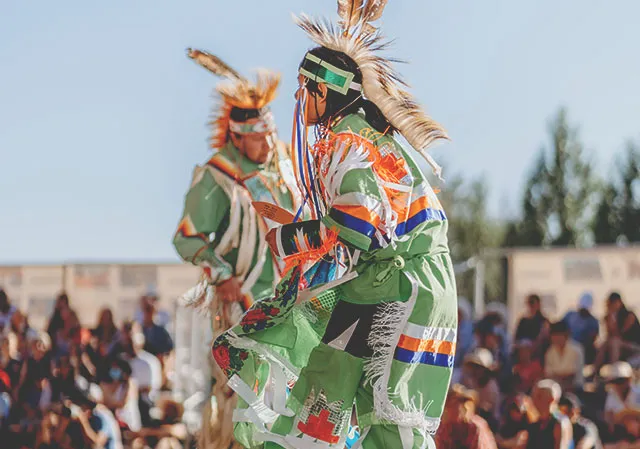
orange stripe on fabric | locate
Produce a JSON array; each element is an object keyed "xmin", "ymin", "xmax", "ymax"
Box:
[
  {"xmin": 332, "ymin": 204, "xmax": 381, "ymax": 227},
  {"xmin": 208, "ymin": 156, "xmax": 241, "ymax": 180},
  {"xmin": 397, "ymin": 335, "xmax": 456, "ymax": 355}
]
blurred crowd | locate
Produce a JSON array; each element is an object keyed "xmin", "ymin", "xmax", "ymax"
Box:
[
  {"xmin": 2, "ymin": 284, "xmax": 638, "ymax": 449},
  {"xmin": 437, "ymin": 291, "xmax": 640, "ymax": 449},
  {"xmin": 0, "ymin": 288, "xmax": 186, "ymax": 449}
]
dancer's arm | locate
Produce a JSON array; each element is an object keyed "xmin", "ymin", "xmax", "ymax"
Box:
[{"xmin": 173, "ymin": 165, "xmax": 234, "ymax": 283}]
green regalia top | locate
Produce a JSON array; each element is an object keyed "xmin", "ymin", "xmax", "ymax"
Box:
[{"xmin": 174, "ymin": 49, "xmax": 299, "ymax": 309}]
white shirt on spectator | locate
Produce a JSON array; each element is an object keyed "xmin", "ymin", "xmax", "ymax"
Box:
[
  {"xmin": 604, "ymin": 384, "xmax": 640, "ymax": 416},
  {"xmin": 116, "ymin": 379, "xmax": 141, "ymax": 432},
  {"xmin": 544, "ymin": 340, "xmax": 585, "ymax": 387},
  {"xmin": 129, "ymin": 350, "xmax": 162, "ymax": 396}
]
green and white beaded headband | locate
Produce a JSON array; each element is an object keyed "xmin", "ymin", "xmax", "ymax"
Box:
[{"xmin": 299, "ymin": 53, "xmax": 362, "ymax": 95}]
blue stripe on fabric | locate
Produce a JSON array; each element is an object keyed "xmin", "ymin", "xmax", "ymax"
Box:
[
  {"xmin": 329, "ymin": 208, "xmax": 377, "ymax": 238},
  {"xmin": 395, "ymin": 208, "xmax": 447, "ymax": 236},
  {"xmin": 394, "ymin": 347, "xmax": 454, "ymax": 368}
]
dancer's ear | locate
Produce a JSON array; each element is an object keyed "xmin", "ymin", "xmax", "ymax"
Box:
[{"xmin": 316, "ymin": 83, "xmax": 328, "ymax": 101}]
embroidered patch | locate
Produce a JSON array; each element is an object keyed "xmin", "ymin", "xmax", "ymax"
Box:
[{"xmin": 297, "ymin": 388, "xmax": 349, "ymax": 444}]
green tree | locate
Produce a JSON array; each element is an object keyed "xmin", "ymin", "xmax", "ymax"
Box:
[
  {"xmin": 504, "ymin": 108, "xmax": 598, "ymax": 247},
  {"xmin": 593, "ymin": 141, "xmax": 640, "ymax": 243}
]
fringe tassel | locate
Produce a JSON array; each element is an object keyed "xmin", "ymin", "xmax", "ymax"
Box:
[{"xmin": 363, "ymin": 273, "xmax": 441, "ymax": 435}]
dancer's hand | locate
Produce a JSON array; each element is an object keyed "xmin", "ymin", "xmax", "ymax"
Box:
[{"xmin": 216, "ymin": 277, "xmax": 243, "ymax": 303}]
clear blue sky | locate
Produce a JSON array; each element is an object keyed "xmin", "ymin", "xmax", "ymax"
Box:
[{"xmin": 1, "ymin": 0, "xmax": 639, "ymax": 263}]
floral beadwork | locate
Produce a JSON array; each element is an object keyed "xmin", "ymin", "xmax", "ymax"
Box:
[
  {"xmin": 235, "ymin": 266, "xmax": 302, "ymax": 333},
  {"xmin": 211, "ymin": 335, "xmax": 248, "ymax": 378}
]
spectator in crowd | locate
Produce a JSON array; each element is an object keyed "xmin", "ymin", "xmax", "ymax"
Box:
[
  {"xmin": 87, "ymin": 308, "xmax": 121, "ymax": 378},
  {"xmin": 475, "ymin": 318, "xmax": 511, "ymax": 384},
  {"xmin": 495, "ymin": 395, "xmax": 532, "ymax": 449},
  {"xmin": 35, "ymin": 403, "xmax": 74, "ymax": 449},
  {"xmin": 115, "ymin": 322, "xmax": 162, "ymax": 427},
  {"xmin": 0, "ymin": 289, "xmax": 17, "ymax": 334},
  {"xmin": 605, "ymin": 408, "xmax": 640, "ymax": 449},
  {"xmin": 140, "ymin": 301, "xmax": 174, "ymax": 362},
  {"xmin": 515, "ymin": 294, "xmax": 550, "ymax": 360},
  {"xmin": 558, "ymin": 393, "xmax": 602, "ymax": 449},
  {"xmin": 435, "ymin": 383, "xmax": 498, "ymax": 449},
  {"xmin": 563, "ymin": 292, "xmax": 600, "ymax": 365},
  {"xmin": 135, "ymin": 287, "xmax": 171, "ymax": 330},
  {"xmin": 601, "ymin": 362, "xmax": 640, "ymax": 429},
  {"xmin": 462, "ymin": 347, "xmax": 502, "ymax": 429},
  {"xmin": 482, "ymin": 303, "xmax": 512, "ymax": 380},
  {"xmin": 74, "ymin": 392, "xmax": 124, "ymax": 449},
  {"xmin": 46, "ymin": 292, "xmax": 71, "ymax": 340},
  {"xmin": 455, "ymin": 297, "xmax": 475, "ymax": 373},
  {"xmin": 596, "ymin": 293, "xmax": 640, "ymax": 369},
  {"xmin": 129, "ymin": 398, "xmax": 187, "ymax": 449},
  {"xmin": 5, "ymin": 332, "xmax": 27, "ymax": 389},
  {"xmin": 49, "ymin": 355, "xmax": 80, "ymax": 403},
  {"xmin": 524, "ymin": 379, "xmax": 573, "ymax": 449},
  {"xmin": 545, "ymin": 320, "xmax": 585, "ymax": 392},
  {"xmin": 9, "ymin": 310, "xmax": 38, "ymax": 341},
  {"xmin": 99, "ymin": 355, "xmax": 141, "ymax": 433},
  {"xmin": 16, "ymin": 332, "xmax": 52, "ymax": 404},
  {"xmin": 513, "ymin": 340, "xmax": 543, "ymax": 394},
  {"xmin": 0, "ymin": 368, "xmax": 11, "ymax": 428}
]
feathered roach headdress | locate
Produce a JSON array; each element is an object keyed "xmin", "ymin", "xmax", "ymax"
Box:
[
  {"xmin": 187, "ymin": 48, "xmax": 280, "ymax": 149},
  {"xmin": 295, "ymin": 0, "xmax": 448, "ymax": 171}
]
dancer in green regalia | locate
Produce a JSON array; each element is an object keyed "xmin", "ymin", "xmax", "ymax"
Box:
[
  {"xmin": 173, "ymin": 49, "xmax": 300, "ymax": 449},
  {"xmin": 212, "ymin": 1, "xmax": 457, "ymax": 448}
]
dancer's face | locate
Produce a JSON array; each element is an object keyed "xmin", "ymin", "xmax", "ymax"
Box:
[
  {"xmin": 231, "ymin": 125, "xmax": 275, "ymax": 165},
  {"xmin": 296, "ymin": 75, "xmax": 327, "ymax": 125}
]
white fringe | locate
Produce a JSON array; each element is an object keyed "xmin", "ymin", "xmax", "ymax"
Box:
[{"xmin": 363, "ymin": 273, "xmax": 441, "ymax": 435}]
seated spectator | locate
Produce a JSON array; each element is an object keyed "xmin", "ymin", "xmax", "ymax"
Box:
[
  {"xmin": 9, "ymin": 310, "xmax": 38, "ymax": 341},
  {"xmin": 135, "ymin": 287, "xmax": 171, "ymax": 329},
  {"xmin": 141, "ymin": 302, "xmax": 173, "ymax": 360},
  {"xmin": 0, "ymin": 369, "xmax": 11, "ymax": 427},
  {"xmin": 475, "ymin": 318, "xmax": 510, "ymax": 384},
  {"xmin": 482, "ymin": 303, "xmax": 512, "ymax": 382},
  {"xmin": 545, "ymin": 321, "xmax": 585, "ymax": 391},
  {"xmin": 50, "ymin": 355, "xmax": 81, "ymax": 402},
  {"xmin": 4, "ymin": 331, "xmax": 27, "ymax": 390},
  {"xmin": 601, "ymin": 362, "xmax": 640, "ymax": 430},
  {"xmin": 99, "ymin": 355, "xmax": 141, "ymax": 432},
  {"xmin": 596, "ymin": 292, "xmax": 640, "ymax": 370},
  {"xmin": 515, "ymin": 294, "xmax": 550, "ymax": 360},
  {"xmin": 46, "ymin": 292, "xmax": 72, "ymax": 340},
  {"xmin": 0, "ymin": 289, "xmax": 17, "ymax": 334},
  {"xmin": 435, "ymin": 384, "xmax": 498, "ymax": 449},
  {"xmin": 524, "ymin": 380, "xmax": 573, "ymax": 449},
  {"xmin": 604, "ymin": 408, "xmax": 640, "ymax": 449},
  {"xmin": 51, "ymin": 306, "xmax": 84, "ymax": 358},
  {"xmin": 563, "ymin": 292, "xmax": 600, "ymax": 365},
  {"xmin": 17, "ymin": 332, "xmax": 52, "ymax": 404},
  {"xmin": 35, "ymin": 403, "xmax": 74, "ymax": 449},
  {"xmin": 462, "ymin": 347, "xmax": 502, "ymax": 429},
  {"xmin": 495, "ymin": 395, "xmax": 530, "ymax": 449},
  {"xmin": 513, "ymin": 340, "xmax": 543, "ymax": 393},
  {"xmin": 74, "ymin": 392, "xmax": 124, "ymax": 449},
  {"xmin": 558, "ymin": 393, "xmax": 601, "ymax": 449},
  {"xmin": 87, "ymin": 308, "xmax": 121, "ymax": 378},
  {"xmin": 455, "ymin": 297, "xmax": 474, "ymax": 372},
  {"xmin": 129, "ymin": 398, "xmax": 187, "ymax": 449}
]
